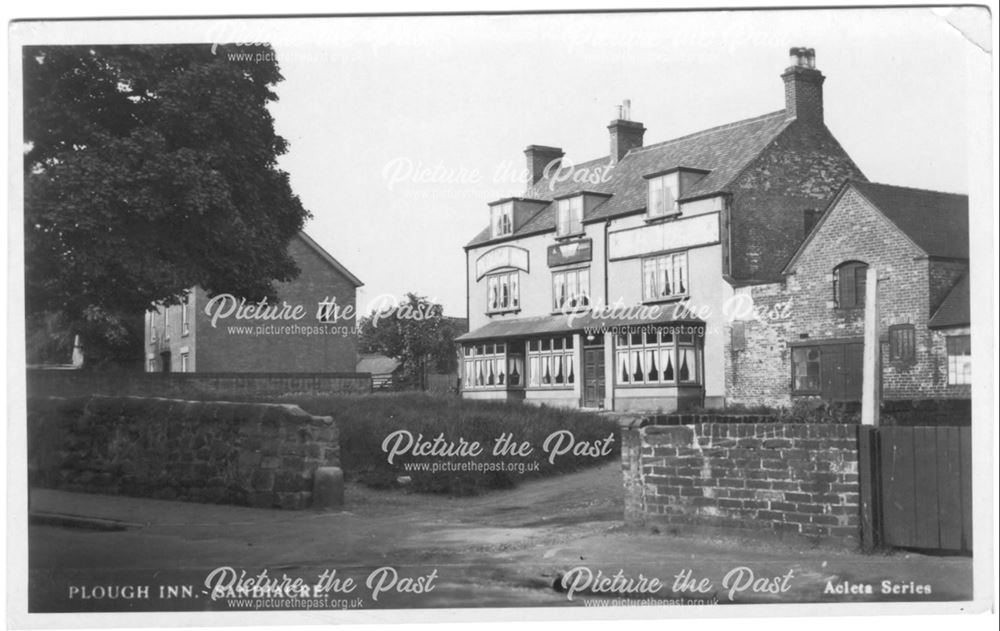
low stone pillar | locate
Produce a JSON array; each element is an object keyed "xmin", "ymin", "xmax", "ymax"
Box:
[{"xmin": 312, "ymin": 467, "xmax": 344, "ymax": 510}]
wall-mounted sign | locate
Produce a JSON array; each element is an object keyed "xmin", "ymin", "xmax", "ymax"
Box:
[
  {"xmin": 608, "ymin": 213, "xmax": 719, "ymax": 260},
  {"xmin": 547, "ymin": 238, "xmax": 593, "ymax": 267},
  {"xmin": 475, "ymin": 246, "xmax": 529, "ymax": 279}
]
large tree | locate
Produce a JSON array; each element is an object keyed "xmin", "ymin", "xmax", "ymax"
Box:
[{"xmin": 23, "ymin": 44, "xmax": 309, "ymax": 366}]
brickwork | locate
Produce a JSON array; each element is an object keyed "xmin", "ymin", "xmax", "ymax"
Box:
[
  {"xmin": 782, "ymin": 68, "xmax": 824, "ymax": 123},
  {"xmin": 622, "ymin": 422, "xmax": 860, "ymax": 545},
  {"xmin": 788, "ymin": 188, "xmax": 966, "ymax": 399},
  {"xmin": 28, "ymin": 396, "xmax": 340, "ymax": 509},
  {"xmin": 725, "ymin": 282, "xmax": 793, "ymax": 407},
  {"xmin": 147, "ymin": 233, "xmax": 360, "ymax": 373},
  {"xmin": 729, "ymin": 120, "xmax": 865, "ymax": 283},
  {"xmin": 728, "ymin": 186, "xmax": 970, "ymax": 404},
  {"xmin": 193, "ymin": 235, "xmax": 359, "ymax": 372},
  {"xmin": 27, "ymin": 369, "xmax": 372, "ymax": 400}
]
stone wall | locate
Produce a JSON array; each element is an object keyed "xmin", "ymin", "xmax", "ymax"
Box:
[
  {"xmin": 28, "ymin": 396, "xmax": 340, "ymax": 509},
  {"xmin": 621, "ymin": 420, "xmax": 860, "ymax": 545},
  {"xmin": 26, "ymin": 369, "xmax": 372, "ymax": 401}
]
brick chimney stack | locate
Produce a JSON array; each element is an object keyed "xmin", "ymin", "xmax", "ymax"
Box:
[
  {"xmin": 782, "ymin": 47, "xmax": 825, "ymax": 124},
  {"xmin": 608, "ymin": 100, "xmax": 645, "ymax": 164},
  {"xmin": 524, "ymin": 145, "xmax": 564, "ymax": 185}
]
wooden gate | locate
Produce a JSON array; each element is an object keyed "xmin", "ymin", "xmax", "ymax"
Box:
[{"xmin": 859, "ymin": 426, "xmax": 972, "ymax": 553}]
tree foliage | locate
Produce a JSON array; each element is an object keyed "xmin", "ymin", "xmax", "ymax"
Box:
[
  {"xmin": 23, "ymin": 44, "xmax": 310, "ymax": 365},
  {"xmin": 359, "ymin": 293, "xmax": 458, "ymax": 389}
]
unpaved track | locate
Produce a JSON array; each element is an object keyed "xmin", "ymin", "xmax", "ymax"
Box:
[{"xmin": 29, "ymin": 462, "xmax": 973, "ymax": 610}]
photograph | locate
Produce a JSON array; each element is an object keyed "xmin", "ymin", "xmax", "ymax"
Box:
[{"xmin": 5, "ymin": 5, "xmax": 994, "ymax": 627}]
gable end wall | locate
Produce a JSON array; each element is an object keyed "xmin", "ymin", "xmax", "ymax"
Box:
[{"xmin": 728, "ymin": 121, "xmax": 866, "ymax": 282}]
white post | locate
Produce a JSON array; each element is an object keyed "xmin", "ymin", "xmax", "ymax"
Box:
[{"xmin": 861, "ymin": 266, "xmax": 880, "ymax": 426}]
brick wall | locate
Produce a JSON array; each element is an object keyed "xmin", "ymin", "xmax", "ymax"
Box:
[
  {"xmin": 26, "ymin": 369, "xmax": 372, "ymax": 400},
  {"xmin": 622, "ymin": 421, "xmax": 860, "ymax": 545},
  {"xmin": 787, "ymin": 187, "xmax": 966, "ymax": 399},
  {"xmin": 725, "ymin": 282, "xmax": 793, "ymax": 407},
  {"xmin": 729, "ymin": 120, "xmax": 865, "ymax": 283},
  {"xmin": 729, "ymin": 186, "xmax": 971, "ymax": 403},
  {"xmin": 148, "ymin": 234, "xmax": 360, "ymax": 373},
  {"xmin": 28, "ymin": 396, "xmax": 340, "ymax": 509}
]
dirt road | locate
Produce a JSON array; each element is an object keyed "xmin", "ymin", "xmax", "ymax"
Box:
[{"xmin": 28, "ymin": 462, "xmax": 973, "ymax": 612}]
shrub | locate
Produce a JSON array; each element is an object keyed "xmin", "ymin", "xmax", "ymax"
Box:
[
  {"xmin": 681, "ymin": 399, "xmax": 860, "ymax": 424},
  {"xmin": 272, "ymin": 392, "xmax": 620, "ymax": 495}
]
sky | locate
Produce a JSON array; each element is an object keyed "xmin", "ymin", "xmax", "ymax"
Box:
[{"xmin": 241, "ymin": 8, "xmax": 983, "ymax": 317}]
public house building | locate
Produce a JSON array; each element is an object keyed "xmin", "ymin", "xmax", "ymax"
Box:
[{"xmin": 458, "ymin": 48, "xmax": 867, "ymax": 411}]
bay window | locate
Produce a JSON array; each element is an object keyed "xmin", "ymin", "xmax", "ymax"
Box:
[
  {"xmin": 615, "ymin": 327, "xmax": 700, "ymax": 385},
  {"xmin": 486, "ymin": 270, "xmax": 520, "ymax": 313},
  {"xmin": 642, "ymin": 252, "xmax": 688, "ymax": 301},
  {"xmin": 552, "ymin": 268, "xmax": 591, "ymax": 311},
  {"xmin": 527, "ymin": 336, "xmax": 575, "ymax": 388},
  {"xmin": 464, "ymin": 343, "xmax": 509, "ymax": 389}
]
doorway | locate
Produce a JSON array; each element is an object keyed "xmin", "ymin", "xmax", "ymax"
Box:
[{"xmin": 582, "ymin": 336, "xmax": 605, "ymax": 409}]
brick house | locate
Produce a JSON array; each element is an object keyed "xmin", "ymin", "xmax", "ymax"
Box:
[
  {"xmin": 727, "ymin": 180, "xmax": 970, "ymax": 405},
  {"xmin": 457, "ymin": 48, "xmax": 865, "ymax": 411},
  {"xmin": 145, "ymin": 231, "xmax": 363, "ymax": 373}
]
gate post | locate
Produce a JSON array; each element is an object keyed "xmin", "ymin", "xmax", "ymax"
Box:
[
  {"xmin": 861, "ymin": 266, "xmax": 880, "ymax": 426},
  {"xmin": 857, "ymin": 425, "xmax": 880, "ymax": 552}
]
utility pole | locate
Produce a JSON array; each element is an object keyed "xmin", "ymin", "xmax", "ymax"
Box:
[{"xmin": 861, "ymin": 266, "xmax": 880, "ymax": 426}]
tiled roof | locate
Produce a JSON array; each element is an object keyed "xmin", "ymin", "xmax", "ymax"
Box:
[
  {"xmin": 356, "ymin": 354, "xmax": 402, "ymax": 375},
  {"xmin": 467, "ymin": 110, "xmax": 793, "ymax": 248},
  {"xmin": 928, "ymin": 274, "xmax": 970, "ymax": 329},
  {"xmin": 850, "ymin": 181, "xmax": 969, "ymax": 259}
]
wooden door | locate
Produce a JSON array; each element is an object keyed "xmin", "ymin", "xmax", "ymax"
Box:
[
  {"xmin": 820, "ymin": 343, "xmax": 863, "ymax": 401},
  {"xmin": 583, "ymin": 348, "xmax": 605, "ymax": 408}
]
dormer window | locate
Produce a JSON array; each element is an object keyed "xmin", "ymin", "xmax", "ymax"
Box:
[
  {"xmin": 646, "ymin": 173, "xmax": 679, "ymax": 219},
  {"xmin": 556, "ymin": 196, "xmax": 583, "ymax": 237},
  {"xmin": 491, "ymin": 202, "xmax": 513, "ymax": 238},
  {"xmin": 643, "ymin": 167, "xmax": 708, "ymax": 220}
]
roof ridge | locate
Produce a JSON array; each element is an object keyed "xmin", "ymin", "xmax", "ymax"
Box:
[
  {"xmin": 851, "ymin": 179, "xmax": 968, "ymax": 199},
  {"xmin": 629, "ymin": 109, "xmax": 788, "ymax": 156}
]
